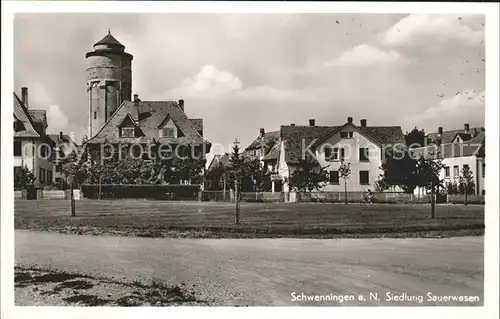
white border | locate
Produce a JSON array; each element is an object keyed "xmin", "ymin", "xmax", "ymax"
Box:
[{"xmin": 1, "ymin": 2, "xmax": 499, "ymax": 319}]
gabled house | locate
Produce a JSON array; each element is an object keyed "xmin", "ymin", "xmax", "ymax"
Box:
[
  {"xmin": 83, "ymin": 96, "xmax": 211, "ymax": 184},
  {"xmin": 244, "ymin": 128, "xmax": 280, "ymax": 172},
  {"xmin": 13, "ymin": 87, "xmax": 55, "ymax": 188},
  {"xmin": 47, "ymin": 132, "xmax": 79, "ymax": 188},
  {"xmin": 411, "ymin": 125, "xmax": 485, "ymax": 196}
]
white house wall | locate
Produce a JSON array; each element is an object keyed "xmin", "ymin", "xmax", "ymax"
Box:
[{"xmin": 316, "ymin": 126, "xmax": 383, "ymax": 192}]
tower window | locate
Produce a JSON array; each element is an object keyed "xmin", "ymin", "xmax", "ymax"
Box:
[{"xmin": 94, "ymin": 112, "xmax": 97, "ymax": 120}]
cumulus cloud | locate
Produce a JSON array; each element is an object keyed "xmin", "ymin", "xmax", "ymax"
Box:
[
  {"xmin": 381, "ymin": 14, "xmax": 484, "ymax": 48},
  {"xmin": 414, "ymin": 89, "xmax": 485, "ymax": 130},
  {"xmin": 163, "ymin": 65, "xmax": 323, "ymax": 103},
  {"xmin": 45, "ymin": 104, "xmax": 69, "ymax": 133},
  {"xmin": 325, "ymin": 44, "xmax": 403, "ymax": 67}
]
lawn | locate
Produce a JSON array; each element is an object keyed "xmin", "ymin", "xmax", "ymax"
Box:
[{"xmin": 14, "ymin": 200, "xmax": 485, "ymax": 238}]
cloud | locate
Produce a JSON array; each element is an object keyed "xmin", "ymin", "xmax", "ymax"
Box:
[
  {"xmin": 45, "ymin": 104, "xmax": 69, "ymax": 133},
  {"xmin": 325, "ymin": 44, "xmax": 403, "ymax": 67},
  {"xmin": 381, "ymin": 14, "xmax": 484, "ymax": 48},
  {"xmin": 413, "ymin": 89, "xmax": 485, "ymax": 130},
  {"xmin": 161, "ymin": 65, "xmax": 324, "ymax": 103}
]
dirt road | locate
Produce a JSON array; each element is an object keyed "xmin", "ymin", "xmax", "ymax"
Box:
[{"xmin": 15, "ymin": 230, "xmax": 483, "ymax": 306}]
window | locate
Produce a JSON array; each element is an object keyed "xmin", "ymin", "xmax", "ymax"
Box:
[
  {"xmin": 121, "ymin": 127, "xmax": 135, "ymax": 138},
  {"xmin": 359, "ymin": 171, "xmax": 369, "ymax": 185},
  {"xmin": 463, "ymin": 164, "xmax": 469, "ymax": 171},
  {"xmin": 39, "ymin": 168, "xmax": 45, "ymax": 183},
  {"xmin": 329, "ymin": 171, "xmax": 339, "ymax": 184},
  {"xmin": 340, "ymin": 148, "xmax": 345, "ymax": 161},
  {"xmin": 453, "ymin": 165, "xmax": 459, "ymax": 177},
  {"xmin": 159, "ymin": 127, "xmax": 175, "ymax": 138},
  {"xmin": 55, "ymin": 163, "xmax": 62, "ymax": 173},
  {"xmin": 444, "ymin": 166, "xmax": 450, "ymax": 178},
  {"xmin": 340, "ymin": 131, "xmax": 353, "ymax": 139},
  {"xmin": 93, "ymin": 112, "xmax": 97, "ymax": 120},
  {"xmin": 47, "ymin": 170, "xmax": 52, "ymax": 184},
  {"xmin": 359, "ymin": 148, "xmax": 369, "ymax": 162},
  {"xmin": 40, "ymin": 145, "xmax": 49, "ymax": 158},
  {"xmin": 14, "ymin": 141, "xmax": 22, "ymax": 156},
  {"xmin": 482, "ymin": 163, "xmax": 485, "ymax": 177},
  {"xmin": 324, "ymin": 147, "xmax": 332, "ymax": 159}
]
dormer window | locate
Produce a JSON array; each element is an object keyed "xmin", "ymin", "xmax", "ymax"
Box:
[
  {"xmin": 159, "ymin": 127, "xmax": 175, "ymax": 138},
  {"xmin": 121, "ymin": 127, "xmax": 135, "ymax": 138},
  {"xmin": 340, "ymin": 131, "xmax": 353, "ymax": 139}
]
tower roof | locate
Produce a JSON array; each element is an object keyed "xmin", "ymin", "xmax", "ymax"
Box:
[{"xmin": 94, "ymin": 31, "xmax": 125, "ymax": 49}]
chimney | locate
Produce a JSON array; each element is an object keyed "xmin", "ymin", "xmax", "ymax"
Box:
[
  {"xmin": 309, "ymin": 119, "xmax": 315, "ymax": 127},
  {"xmin": 347, "ymin": 117, "xmax": 353, "ymax": 124},
  {"xmin": 360, "ymin": 119, "xmax": 367, "ymax": 127},
  {"xmin": 59, "ymin": 131, "xmax": 63, "ymax": 140},
  {"xmin": 21, "ymin": 87, "xmax": 28, "ymax": 108},
  {"xmin": 464, "ymin": 123, "xmax": 470, "ymax": 133},
  {"xmin": 178, "ymin": 99, "xmax": 184, "ymax": 112},
  {"xmin": 438, "ymin": 127, "xmax": 443, "ymax": 135},
  {"xmin": 260, "ymin": 128, "xmax": 265, "ymax": 137},
  {"xmin": 133, "ymin": 94, "xmax": 139, "ymax": 102},
  {"xmin": 437, "ymin": 127, "xmax": 443, "ymax": 146},
  {"xmin": 290, "ymin": 123, "xmax": 295, "ymax": 127}
]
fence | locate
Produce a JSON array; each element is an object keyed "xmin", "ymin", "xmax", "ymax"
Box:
[
  {"xmin": 293, "ymin": 191, "xmax": 431, "ymax": 204},
  {"xmin": 447, "ymin": 194, "xmax": 485, "ymax": 205},
  {"xmin": 14, "ymin": 189, "xmax": 81, "ymax": 200},
  {"xmin": 201, "ymin": 190, "xmax": 232, "ymax": 202},
  {"xmin": 81, "ymin": 184, "xmax": 200, "ymax": 200},
  {"xmin": 240, "ymin": 192, "xmax": 284, "ymax": 203}
]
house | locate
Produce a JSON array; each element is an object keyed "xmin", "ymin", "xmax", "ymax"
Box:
[
  {"xmin": 206, "ymin": 153, "xmax": 231, "ymax": 190},
  {"xmin": 47, "ymin": 132, "xmax": 79, "ymax": 188},
  {"xmin": 82, "ymin": 32, "xmax": 211, "ymax": 186},
  {"xmin": 245, "ymin": 117, "xmax": 405, "ymax": 193},
  {"xmin": 83, "ymin": 96, "xmax": 211, "ymax": 184},
  {"xmin": 411, "ymin": 124, "xmax": 486, "ymax": 196},
  {"xmin": 13, "ymin": 88, "xmax": 55, "ymax": 188}
]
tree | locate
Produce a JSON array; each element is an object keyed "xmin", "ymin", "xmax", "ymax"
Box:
[
  {"xmin": 405, "ymin": 127, "xmax": 426, "ymax": 148},
  {"xmin": 338, "ymin": 161, "xmax": 352, "ymax": 204},
  {"xmin": 229, "ymin": 140, "xmax": 244, "ymax": 224},
  {"xmin": 379, "ymin": 147, "xmax": 419, "ymax": 193},
  {"xmin": 14, "ymin": 166, "xmax": 36, "ymax": 189},
  {"xmin": 459, "ymin": 166, "xmax": 475, "ymax": 205},
  {"xmin": 414, "ymin": 154, "xmax": 445, "ymax": 218},
  {"xmin": 61, "ymin": 149, "xmax": 88, "ymax": 216},
  {"xmin": 288, "ymin": 157, "xmax": 329, "ymax": 192}
]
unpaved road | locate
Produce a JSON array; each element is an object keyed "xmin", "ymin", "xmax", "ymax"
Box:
[{"xmin": 15, "ymin": 230, "xmax": 483, "ymax": 306}]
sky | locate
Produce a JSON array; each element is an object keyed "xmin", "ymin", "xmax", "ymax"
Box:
[{"xmin": 14, "ymin": 13, "xmax": 485, "ymax": 156}]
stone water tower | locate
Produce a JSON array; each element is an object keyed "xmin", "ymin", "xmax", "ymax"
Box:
[{"xmin": 86, "ymin": 31, "xmax": 133, "ymax": 138}]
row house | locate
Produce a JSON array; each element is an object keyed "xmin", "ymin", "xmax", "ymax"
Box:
[
  {"xmin": 411, "ymin": 124, "xmax": 486, "ymax": 196},
  {"xmin": 13, "ymin": 88, "xmax": 55, "ymax": 188},
  {"xmin": 244, "ymin": 117, "xmax": 406, "ymax": 193}
]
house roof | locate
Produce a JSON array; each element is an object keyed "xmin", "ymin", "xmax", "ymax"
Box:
[
  {"xmin": 13, "ymin": 93, "xmax": 40, "ymax": 138},
  {"xmin": 189, "ymin": 119, "xmax": 203, "ymax": 133},
  {"xmin": 262, "ymin": 141, "xmax": 280, "ymax": 161},
  {"xmin": 280, "ymin": 123, "xmax": 405, "ymax": 164},
  {"xmin": 47, "ymin": 134, "xmax": 78, "ymax": 147},
  {"xmin": 427, "ymin": 127, "xmax": 484, "ymax": 144},
  {"xmin": 28, "ymin": 110, "xmax": 48, "ymax": 129},
  {"xmin": 208, "ymin": 153, "xmax": 231, "ymax": 172},
  {"xmin": 281, "ymin": 125, "xmax": 340, "ymax": 164},
  {"xmin": 94, "ymin": 32, "xmax": 125, "ymax": 49},
  {"xmin": 411, "ymin": 133, "xmax": 485, "ymax": 160},
  {"xmin": 246, "ymin": 131, "xmax": 280, "ymax": 150},
  {"xmin": 84, "ymin": 100, "xmax": 210, "ymax": 146}
]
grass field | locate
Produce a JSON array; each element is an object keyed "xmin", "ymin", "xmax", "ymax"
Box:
[{"xmin": 14, "ymin": 199, "xmax": 484, "ymax": 238}]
